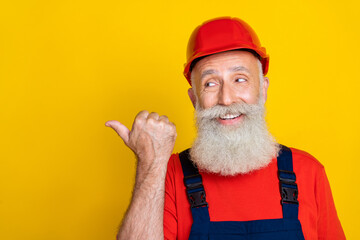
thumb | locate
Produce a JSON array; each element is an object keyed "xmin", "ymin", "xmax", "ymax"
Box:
[{"xmin": 105, "ymin": 120, "xmax": 130, "ymax": 145}]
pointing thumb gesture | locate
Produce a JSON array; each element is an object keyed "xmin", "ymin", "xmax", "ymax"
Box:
[
  {"xmin": 105, "ymin": 120, "xmax": 130, "ymax": 146},
  {"xmin": 105, "ymin": 111, "xmax": 176, "ymax": 172}
]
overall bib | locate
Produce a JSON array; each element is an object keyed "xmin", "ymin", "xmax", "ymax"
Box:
[{"xmin": 179, "ymin": 145, "xmax": 305, "ymax": 240}]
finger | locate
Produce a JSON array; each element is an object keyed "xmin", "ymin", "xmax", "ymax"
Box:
[
  {"xmin": 148, "ymin": 112, "xmax": 160, "ymax": 120},
  {"xmin": 131, "ymin": 110, "xmax": 149, "ymax": 131},
  {"xmin": 136, "ymin": 110, "xmax": 150, "ymax": 120},
  {"xmin": 159, "ymin": 115, "xmax": 170, "ymax": 123},
  {"xmin": 105, "ymin": 120, "xmax": 130, "ymax": 145}
]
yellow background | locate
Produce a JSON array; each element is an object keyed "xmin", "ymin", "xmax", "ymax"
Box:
[{"xmin": 0, "ymin": 0, "xmax": 359, "ymax": 239}]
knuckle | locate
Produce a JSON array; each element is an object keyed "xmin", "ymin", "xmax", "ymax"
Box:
[
  {"xmin": 136, "ymin": 110, "xmax": 149, "ymax": 118},
  {"xmin": 135, "ymin": 111, "xmax": 148, "ymax": 120},
  {"xmin": 157, "ymin": 121, "xmax": 165, "ymax": 128},
  {"xmin": 160, "ymin": 118, "xmax": 170, "ymax": 125},
  {"xmin": 169, "ymin": 122, "xmax": 176, "ymax": 129},
  {"xmin": 166, "ymin": 123, "xmax": 176, "ymax": 135},
  {"xmin": 149, "ymin": 111, "xmax": 159, "ymax": 116},
  {"xmin": 134, "ymin": 117, "xmax": 145, "ymax": 125},
  {"xmin": 137, "ymin": 110, "xmax": 149, "ymax": 119},
  {"xmin": 146, "ymin": 117, "xmax": 156, "ymax": 125},
  {"xmin": 148, "ymin": 113, "xmax": 160, "ymax": 122},
  {"xmin": 140, "ymin": 110, "xmax": 149, "ymax": 115}
]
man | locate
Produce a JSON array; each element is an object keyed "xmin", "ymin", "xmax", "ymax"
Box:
[{"xmin": 106, "ymin": 17, "xmax": 345, "ymax": 239}]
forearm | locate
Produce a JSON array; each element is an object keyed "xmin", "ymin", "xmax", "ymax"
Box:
[
  {"xmin": 106, "ymin": 111, "xmax": 176, "ymax": 240},
  {"xmin": 117, "ymin": 164, "xmax": 167, "ymax": 240}
]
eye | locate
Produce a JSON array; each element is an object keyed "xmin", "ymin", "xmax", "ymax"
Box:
[
  {"xmin": 205, "ymin": 82, "xmax": 216, "ymax": 87},
  {"xmin": 235, "ymin": 78, "xmax": 247, "ymax": 83}
]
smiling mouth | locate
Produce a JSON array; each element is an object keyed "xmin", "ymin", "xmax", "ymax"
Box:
[{"xmin": 219, "ymin": 113, "xmax": 242, "ymax": 120}]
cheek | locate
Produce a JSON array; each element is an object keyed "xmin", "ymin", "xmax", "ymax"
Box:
[
  {"xmin": 236, "ymin": 86, "xmax": 260, "ymax": 104},
  {"xmin": 247, "ymin": 87, "xmax": 261, "ymax": 103},
  {"xmin": 199, "ymin": 92, "xmax": 218, "ymax": 109}
]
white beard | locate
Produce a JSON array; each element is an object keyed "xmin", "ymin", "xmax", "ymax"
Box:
[{"xmin": 190, "ymin": 102, "xmax": 279, "ymax": 176}]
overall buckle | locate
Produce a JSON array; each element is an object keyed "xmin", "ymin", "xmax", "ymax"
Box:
[
  {"xmin": 278, "ymin": 170, "xmax": 299, "ymax": 204},
  {"xmin": 188, "ymin": 190, "xmax": 208, "ymax": 208},
  {"xmin": 280, "ymin": 186, "xmax": 299, "ymax": 204},
  {"xmin": 184, "ymin": 174, "xmax": 208, "ymax": 208}
]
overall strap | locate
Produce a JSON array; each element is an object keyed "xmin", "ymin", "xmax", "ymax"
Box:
[
  {"xmin": 277, "ymin": 145, "xmax": 300, "ymax": 219},
  {"xmin": 179, "ymin": 149, "xmax": 210, "ymax": 224}
]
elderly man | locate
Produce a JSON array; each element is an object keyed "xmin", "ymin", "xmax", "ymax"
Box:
[{"xmin": 106, "ymin": 17, "xmax": 345, "ymax": 240}]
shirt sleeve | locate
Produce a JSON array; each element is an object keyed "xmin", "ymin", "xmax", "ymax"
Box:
[
  {"xmin": 164, "ymin": 154, "xmax": 178, "ymax": 240},
  {"xmin": 315, "ymin": 166, "xmax": 346, "ymax": 239}
]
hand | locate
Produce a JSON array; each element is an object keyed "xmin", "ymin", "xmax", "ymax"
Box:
[{"xmin": 105, "ymin": 111, "xmax": 177, "ymax": 175}]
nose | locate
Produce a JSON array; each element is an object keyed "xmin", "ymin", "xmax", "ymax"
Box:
[{"xmin": 218, "ymin": 83, "xmax": 236, "ymax": 106}]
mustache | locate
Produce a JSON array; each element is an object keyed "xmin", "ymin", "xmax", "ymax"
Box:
[{"xmin": 195, "ymin": 102, "xmax": 264, "ymax": 120}]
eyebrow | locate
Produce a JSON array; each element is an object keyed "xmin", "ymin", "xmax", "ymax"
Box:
[
  {"xmin": 200, "ymin": 69, "xmax": 218, "ymax": 80},
  {"xmin": 200, "ymin": 66, "xmax": 250, "ymax": 80},
  {"xmin": 229, "ymin": 66, "xmax": 250, "ymax": 73}
]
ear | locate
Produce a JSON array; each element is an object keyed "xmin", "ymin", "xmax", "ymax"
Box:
[
  {"xmin": 188, "ymin": 88, "xmax": 196, "ymax": 108},
  {"xmin": 262, "ymin": 77, "xmax": 269, "ymax": 102}
]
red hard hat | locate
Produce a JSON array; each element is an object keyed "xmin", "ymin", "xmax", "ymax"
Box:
[{"xmin": 183, "ymin": 17, "xmax": 269, "ymax": 85}]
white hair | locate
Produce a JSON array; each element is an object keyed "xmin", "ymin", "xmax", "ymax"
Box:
[{"xmin": 190, "ymin": 100, "xmax": 279, "ymax": 175}]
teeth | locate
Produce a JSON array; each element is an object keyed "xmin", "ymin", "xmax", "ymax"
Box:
[{"xmin": 219, "ymin": 113, "xmax": 241, "ymax": 120}]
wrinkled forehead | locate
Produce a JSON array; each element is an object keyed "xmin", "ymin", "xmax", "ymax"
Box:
[
  {"xmin": 192, "ymin": 51, "xmax": 261, "ymax": 78},
  {"xmin": 190, "ymin": 49, "xmax": 262, "ymax": 74}
]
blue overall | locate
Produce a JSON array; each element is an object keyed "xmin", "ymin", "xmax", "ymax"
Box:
[{"xmin": 179, "ymin": 145, "xmax": 305, "ymax": 240}]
